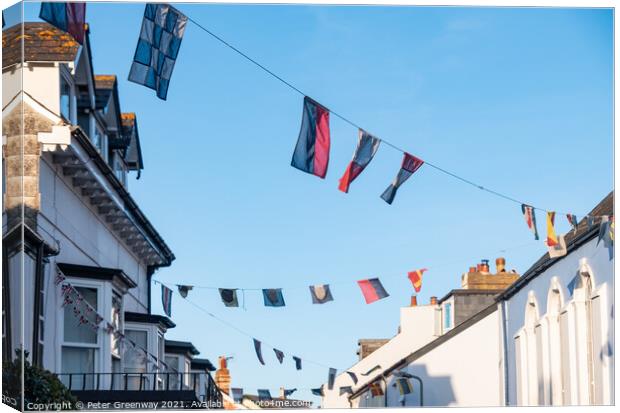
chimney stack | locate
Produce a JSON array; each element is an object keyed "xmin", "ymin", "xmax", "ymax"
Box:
[
  {"xmin": 430, "ymin": 296, "xmax": 437, "ymax": 305},
  {"xmin": 215, "ymin": 356, "xmax": 231, "ymax": 396},
  {"xmin": 410, "ymin": 295, "xmax": 418, "ymax": 307},
  {"xmin": 496, "ymin": 257, "xmax": 506, "ymax": 273},
  {"xmin": 480, "ymin": 259, "xmax": 490, "ymax": 273}
]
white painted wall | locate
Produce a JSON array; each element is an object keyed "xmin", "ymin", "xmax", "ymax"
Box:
[
  {"xmin": 2, "ymin": 63, "xmax": 61, "ymax": 112},
  {"xmin": 322, "ymin": 304, "xmax": 438, "ymax": 408}
]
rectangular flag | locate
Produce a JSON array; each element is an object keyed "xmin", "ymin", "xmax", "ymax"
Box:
[
  {"xmin": 293, "ymin": 356, "xmax": 302, "ymax": 370},
  {"xmin": 263, "ymin": 288, "xmax": 286, "ymax": 307},
  {"xmin": 346, "ymin": 371, "xmax": 358, "ymax": 385},
  {"xmin": 219, "ymin": 288, "xmax": 239, "ymax": 307},
  {"xmin": 177, "ymin": 284, "xmax": 193, "ymax": 298},
  {"xmin": 273, "ymin": 348, "xmax": 285, "ymax": 364},
  {"xmin": 566, "ymin": 214, "xmax": 578, "ymax": 232},
  {"xmin": 257, "ymin": 389, "xmax": 272, "ymax": 401},
  {"xmin": 231, "ymin": 388, "xmax": 244, "ymax": 403},
  {"xmin": 357, "ymin": 278, "xmax": 389, "ymax": 304},
  {"xmin": 309, "ymin": 284, "xmax": 334, "ymax": 304},
  {"xmin": 546, "ymin": 212, "xmax": 559, "ymax": 247},
  {"xmin": 128, "ymin": 3, "xmax": 187, "ymax": 100},
  {"xmin": 291, "ymin": 96, "xmax": 330, "ymax": 178},
  {"xmin": 396, "ymin": 378, "xmax": 413, "ymax": 395},
  {"xmin": 339, "ymin": 386, "xmax": 353, "ymax": 396},
  {"xmin": 327, "ymin": 368, "xmax": 337, "ymax": 390},
  {"xmin": 369, "ymin": 382, "xmax": 384, "ymax": 397},
  {"xmin": 521, "ymin": 204, "xmax": 539, "ymax": 240},
  {"xmin": 407, "ymin": 269, "xmax": 427, "ymax": 293},
  {"xmin": 381, "ymin": 153, "xmax": 424, "ymax": 205},
  {"xmin": 548, "ymin": 234, "xmax": 567, "ymax": 258},
  {"xmin": 253, "ymin": 338, "xmax": 265, "ymax": 365},
  {"xmin": 40, "ymin": 2, "xmax": 86, "ymax": 44},
  {"xmin": 161, "ymin": 284, "xmax": 173, "ymax": 317},
  {"xmin": 338, "ymin": 129, "xmax": 381, "ymax": 193}
]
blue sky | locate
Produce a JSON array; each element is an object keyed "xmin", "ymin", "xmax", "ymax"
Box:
[{"xmin": 8, "ymin": 1, "xmax": 614, "ymax": 404}]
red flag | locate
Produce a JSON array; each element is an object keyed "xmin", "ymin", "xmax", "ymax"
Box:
[{"xmin": 407, "ymin": 269, "xmax": 427, "ymax": 293}]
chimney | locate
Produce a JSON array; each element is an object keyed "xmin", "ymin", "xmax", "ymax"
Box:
[
  {"xmin": 496, "ymin": 257, "xmax": 506, "ymax": 273},
  {"xmin": 215, "ymin": 356, "xmax": 231, "ymax": 395},
  {"xmin": 430, "ymin": 296, "xmax": 437, "ymax": 305},
  {"xmin": 410, "ymin": 296, "xmax": 418, "ymax": 307},
  {"xmin": 279, "ymin": 387, "xmax": 286, "ymax": 399},
  {"xmin": 469, "ymin": 266, "xmax": 476, "ymax": 273},
  {"xmin": 480, "ymin": 259, "xmax": 490, "ymax": 273}
]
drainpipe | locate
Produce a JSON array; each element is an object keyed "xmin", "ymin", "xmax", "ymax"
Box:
[{"xmin": 410, "ymin": 375, "xmax": 424, "ymax": 407}]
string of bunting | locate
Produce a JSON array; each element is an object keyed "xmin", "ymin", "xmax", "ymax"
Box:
[{"xmin": 55, "ymin": 267, "xmax": 178, "ymax": 373}]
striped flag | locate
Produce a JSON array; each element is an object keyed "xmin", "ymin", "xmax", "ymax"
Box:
[
  {"xmin": 39, "ymin": 2, "xmax": 86, "ymax": 44},
  {"xmin": 381, "ymin": 153, "xmax": 424, "ymax": 205},
  {"xmin": 396, "ymin": 378, "xmax": 413, "ymax": 395},
  {"xmin": 161, "ymin": 285, "xmax": 173, "ymax": 317},
  {"xmin": 407, "ymin": 269, "xmax": 427, "ymax": 293},
  {"xmin": 253, "ymin": 338, "xmax": 265, "ymax": 365},
  {"xmin": 566, "ymin": 214, "xmax": 578, "ymax": 232},
  {"xmin": 273, "ymin": 348, "xmax": 285, "ymax": 364},
  {"xmin": 291, "ymin": 97, "xmax": 330, "ymax": 178},
  {"xmin": 521, "ymin": 204, "xmax": 539, "ymax": 240},
  {"xmin": 338, "ymin": 129, "xmax": 381, "ymax": 193},
  {"xmin": 548, "ymin": 234, "xmax": 567, "ymax": 258},
  {"xmin": 546, "ymin": 212, "xmax": 559, "ymax": 247},
  {"xmin": 357, "ymin": 278, "xmax": 389, "ymax": 304}
]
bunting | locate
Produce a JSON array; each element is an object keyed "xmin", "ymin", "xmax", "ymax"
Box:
[
  {"xmin": 346, "ymin": 371, "xmax": 358, "ymax": 385},
  {"xmin": 177, "ymin": 284, "xmax": 193, "ymax": 298},
  {"xmin": 407, "ymin": 269, "xmax": 427, "ymax": 293},
  {"xmin": 327, "ymin": 368, "xmax": 337, "ymax": 390},
  {"xmin": 547, "ymin": 234, "xmax": 567, "ymax": 258},
  {"xmin": 253, "ymin": 338, "xmax": 265, "ymax": 365},
  {"xmin": 521, "ymin": 204, "xmax": 539, "ymax": 240},
  {"xmin": 293, "ymin": 356, "xmax": 302, "ymax": 370},
  {"xmin": 291, "ymin": 96, "xmax": 330, "ymax": 179},
  {"xmin": 128, "ymin": 3, "xmax": 187, "ymax": 100},
  {"xmin": 357, "ymin": 278, "xmax": 389, "ymax": 304},
  {"xmin": 39, "ymin": 2, "xmax": 86, "ymax": 44},
  {"xmin": 381, "ymin": 153, "xmax": 424, "ymax": 205},
  {"xmin": 257, "ymin": 389, "xmax": 272, "ymax": 401},
  {"xmin": 161, "ymin": 284, "xmax": 173, "ymax": 317},
  {"xmin": 598, "ymin": 215, "xmax": 611, "ymax": 246},
  {"xmin": 566, "ymin": 214, "xmax": 578, "ymax": 233},
  {"xmin": 369, "ymin": 382, "xmax": 384, "ymax": 397},
  {"xmin": 309, "ymin": 284, "xmax": 333, "ymax": 304},
  {"xmin": 231, "ymin": 388, "xmax": 244, "ymax": 403},
  {"xmin": 283, "ymin": 388, "xmax": 297, "ymax": 397},
  {"xmin": 263, "ymin": 288, "xmax": 286, "ymax": 307},
  {"xmin": 219, "ymin": 288, "xmax": 239, "ymax": 307},
  {"xmin": 338, "ymin": 129, "xmax": 381, "ymax": 193},
  {"xmin": 546, "ymin": 212, "xmax": 559, "ymax": 247},
  {"xmin": 311, "ymin": 387, "xmax": 324, "ymax": 397},
  {"xmin": 339, "ymin": 386, "xmax": 353, "ymax": 396},
  {"xmin": 396, "ymin": 378, "xmax": 413, "ymax": 395},
  {"xmin": 273, "ymin": 348, "xmax": 285, "ymax": 364}
]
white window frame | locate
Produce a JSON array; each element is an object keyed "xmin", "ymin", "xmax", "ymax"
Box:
[{"xmin": 59, "ymin": 66, "xmax": 77, "ymax": 124}]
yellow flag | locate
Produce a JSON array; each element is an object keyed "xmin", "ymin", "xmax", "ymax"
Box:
[{"xmin": 547, "ymin": 212, "xmax": 559, "ymax": 247}]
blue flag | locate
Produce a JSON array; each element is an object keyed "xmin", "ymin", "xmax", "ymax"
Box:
[
  {"xmin": 293, "ymin": 356, "xmax": 302, "ymax": 370},
  {"xmin": 263, "ymin": 288, "xmax": 285, "ymax": 307},
  {"xmin": 253, "ymin": 338, "xmax": 265, "ymax": 365},
  {"xmin": 39, "ymin": 2, "xmax": 86, "ymax": 44},
  {"xmin": 128, "ymin": 3, "xmax": 187, "ymax": 100}
]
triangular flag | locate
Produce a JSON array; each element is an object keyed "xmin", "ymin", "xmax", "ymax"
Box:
[
  {"xmin": 546, "ymin": 212, "xmax": 559, "ymax": 247},
  {"xmin": 327, "ymin": 368, "xmax": 337, "ymax": 390},
  {"xmin": 309, "ymin": 284, "xmax": 334, "ymax": 304},
  {"xmin": 346, "ymin": 371, "xmax": 358, "ymax": 385},
  {"xmin": 357, "ymin": 278, "xmax": 389, "ymax": 304},
  {"xmin": 39, "ymin": 2, "xmax": 86, "ymax": 44},
  {"xmin": 338, "ymin": 129, "xmax": 381, "ymax": 193},
  {"xmin": 291, "ymin": 96, "xmax": 330, "ymax": 179},
  {"xmin": 161, "ymin": 284, "xmax": 173, "ymax": 317},
  {"xmin": 253, "ymin": 338, "xmax": 265, "ymax": 365},
  {"xmin": 407, "ymin": 269, "xmax": 427, "ymax": 293},
  {"xmin": 263, "ymin": 288, "xmax": 286, "ymax": 307},
  {"xmin": 521, "ymin": 205, "xmax": 539, "ymax": 240},
  {"xmin": 219, "ymin": 288, "xmax": 239, "ymax": 307},
  {"xmin": 293, "ymin": 356, "xmax": 302, "ymax": 370},
  {"xmin": 548, "ymin": 234, "xmax": 567, "ymax": 258},
  {"xmin": 177, "ymin": 284, "xmax": 193, "ymax": 298},
  {"xmin": 273, "ymin": 348, "xmax": 284, "ymax": 364},
  {"xmin": 311, "ymin": 387, "xmax": 324, "ymax": 397},
  {"xmin": 381, "ymin": 153, "xmax": 424, "ymax": 205}
]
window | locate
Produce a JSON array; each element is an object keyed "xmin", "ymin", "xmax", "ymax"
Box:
[
  {"xmin": 60, "ymin": 74, "xmax": 73, "ymax": 122},
  {"xmin": 112, "ymin": 152, "xmax": 128, "ymax": 187},
  {"xmin": 166, "ymin": 356, "xmax": 180, "ymax": 390},
  {"xmin": 92, "ymin": 125, "xmax": 107, "ymax": 159},
  {"xmin": 61, "ymin": 286, "xmax": 99, "ymax": 390},
  {"xmin": 444, "ymin": 303, "xmax": 452, "ymax": 330},
  {"xmin": 124, "ymin": 329, "xmax": 148, "ymax": 390},
  {"xmin": 184, "ymin": 359, "xmax": 191, "ymax": 387},
  {"xmin": 157, "ymin": 332, "xmax": 165, "ymax": 389},
  {"xmin": 111, "ymin": 293, "xmax": 122, "ymax": 358}
]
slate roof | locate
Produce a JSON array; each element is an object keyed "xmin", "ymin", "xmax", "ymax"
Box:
[{"xmin": 2, "ymin": 22, "xmax": 80, "ymax": 68}]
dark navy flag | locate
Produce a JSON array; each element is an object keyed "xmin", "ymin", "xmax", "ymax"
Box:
[
  {"xmin": 567, "ymin": 275, "xmax": 579, "ymax": 297},
  {"xmin": 263, "ymin": 288, "xmax": 285, "ymax": 307},
  {"xmin": 339, "ymin": 129, "xmax": 381, "ymax": 193},
  {"xmin": 291, "ymin": 97, "xmax": 330, "ymax": 178},
  {"xmin": 339, "ymin": 386, "xmax": 353, "ymax": 396},
  {"xmin": 283, "ymin": 388, "xmax": 297, "ymax": 397},
  {"xmin": 293, "ymin": 356, "xmax": 302, "ymax": 370},
  {"xmin": 273, "ymin": 348, "xmax": 284, "ymax": 364},
  {"xmin": 396, "ymin": 378, "xmax": 413, "ymax": 395},
  {"xmin": 128, "ymin": 3, "xmax": 187, "ymax": 100},
  {"xmin": 327, "ymin": 368, "xmax": 337, "ymax": 390},
  {"xmin": 177, "ymin": 284, "xmax": 193, "ymax": 298},
  {"xmin": 311, "ymin": 387, "xmax": 324, "ymax": 397},
  {"xmin": 381, "ymin": 153, "xmax": 424, "ymax": 205},
  {"xmin": 219, "ymin": 288, "xmax": 239, "ymax": 307},
  {"xmin": 40, "ymin": 2, "xmax": 86, "ymax": 44},
  {"xmin": 161, "ymin": 284, "xmax": 173, "ymax": 317},
  {"xmin": 309, "ymin": 284, "xmax": 333, "ymax": 304},
  {"xmin": 253, "ymin": 338, "xmax": 265, "ymax": 365},
  {"xmin": 346, "ymin": 371, "xmax": 358, "ymax": 385},
  {"xmin": 231, "ymin": 388, "xmax": 244, "ymax": 403},
  {"xmin": 257, "ymin": 389, "xmax": 272, "ymax": 401}
]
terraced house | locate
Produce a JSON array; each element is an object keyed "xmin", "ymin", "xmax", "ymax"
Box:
[{"xmin": 2, "ymin": 21, "xmax": 222, "ymax": 406}]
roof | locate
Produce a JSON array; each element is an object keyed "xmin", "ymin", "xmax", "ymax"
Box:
[
  {"xmin": 437, "ymin": 289, "xmax": 503, "ymax": 305},
  {"xmin": 57, "ymin": 262, "xmax": 137, "ymax": 290},
  {"xmin": 2, "ymin": 22, "xmax": 80, "ymax": 69},
  {"xmin": 121, "ymin": 112, "xmax": 144, "ymax": 171},
  {"xmin": 94, "ymin": 74, "xmax": 117, "ymax": 90},
  {"xmin": 191, "ymin": 358, "xmax": 216, "ymax": 372},
  {"xmin": 124, "ymin": 311, "xmax": 176, "ymax": 329},
  {"xmin": 496, "ymin": 191, "xmax": 613, "ymax": 301},
  {"xmin": 165, "ymin": 340, "xmax": 200, "ymax": 356}
]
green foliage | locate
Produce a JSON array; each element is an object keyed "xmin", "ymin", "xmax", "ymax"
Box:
[{"xmin": 2, "ymin": 349, "xmax": 77, "ymax": 410}]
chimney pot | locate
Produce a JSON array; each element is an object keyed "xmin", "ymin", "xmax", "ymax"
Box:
[
  {"xmin": 430, "ymin": 296, "xmax": 438, "ymax": 305},
  {"xmin": 496, "ymin": 257, "xmax": 506, "ymax": 273},
  {"xmin": 468, "ymin": 266, "xmax": 476, "ymax": 273},
  {"xmin": 410, "ymin": 295, "xmax": 418, "ymax": 307}
]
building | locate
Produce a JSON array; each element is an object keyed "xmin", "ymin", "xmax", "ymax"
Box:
[
  {"xmin": 498, "ymin": 191, "xmax": 614, "ymax": 406},
  {"xmin": 1, "ymin": 21, "xmax": 221, "ymax": 406}
]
